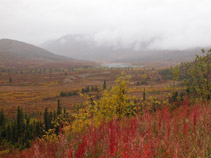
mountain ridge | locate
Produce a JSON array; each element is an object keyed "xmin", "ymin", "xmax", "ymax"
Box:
[{"xmin": 40, "ymin": 34, "xmax": 205, "ymax": 62}]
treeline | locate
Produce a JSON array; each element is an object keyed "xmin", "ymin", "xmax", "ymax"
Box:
[
  {"xmin": 0, "ymin": 65, "xmax": 94, "ymax": 74},
  {"xmin": 159, "ymin": 49, "xmax": 210, "ymax": 101},
  {"xmin": 0, "ymin": 99, "xmax": 68, "ymax": 150},
  {"xmin": 60, "ymin": 85, "xmax": 100, "ymax": 97},
  {"xmin": 60, "ymin": 90, "xmax": 79, "ymax": 97},
  {"xmin": 184, "ymin": 49, "xmax": 210, "ymax": 101},
  {"xmin": 82, "ymin": 81, "xmax": 107, "ymax": 93},
  {"xmin": 158, "ymin": 68, "xmax": 173, "ymax": 80},
  {"xmin": 59, "ymin": 86, "xmax": 99, "ymax": 97},
  {"xmin": 175, "ymin": 49, "xmax": 210, "ymax": 101},
  {"xmin": 43, "ymin": 100, "xmax": 69, "ymax": 134},
  {"xmin": 0, "ymin": 107, "xmax": 43, "ymax": 150},
  {"xmin": 82, "ymin": 85, "xmax": 99, "ymax": 93}
]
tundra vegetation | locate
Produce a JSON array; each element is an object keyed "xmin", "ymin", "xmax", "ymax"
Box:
[{"xmin": 0, "ymin": 50, "xmax": 210, "ymax": 157}]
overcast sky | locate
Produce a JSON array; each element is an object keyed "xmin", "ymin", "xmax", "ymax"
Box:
[{"xmin": 1, "ymin": 0, "xmax": 211, "ymax": 49}]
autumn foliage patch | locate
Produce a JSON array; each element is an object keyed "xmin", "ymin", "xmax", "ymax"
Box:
[{"xmin": 14, "ymin": 102, "xmax": 210, "ymax": 158}]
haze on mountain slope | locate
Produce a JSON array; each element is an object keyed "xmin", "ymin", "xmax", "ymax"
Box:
[
  {"xmin": 1, "ymin": 0, "xmax": 211, "ymax": 49},
  {"xmin": 2, "ymin": 0, "xmax": 211, "ymax": 63},
  {"xmin": 41, "ymin": 34, "xmax": 204, "ymax": 62}
]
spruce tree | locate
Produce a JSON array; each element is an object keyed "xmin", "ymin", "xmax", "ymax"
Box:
[
  {"xmin": 9, "ymin": 77, "xmax": 12, "ymax": 83},
  {"xmin": 103, "ymin": 80, "xmax": 107, "ymax": 90},
  {"xmin": 63, "ymin": 108, "xmax": 66, "ymax": 118},
  {"xmin": 49, "ymin": 112, "xmax": 53, "ymax": 129},
  {"xmin": 17, "ymin": 106, "xmax": 23, "ymax": 137},
  {"xmin": 0, "ymin": 109, "xmax": 5, "ymax": 126},
  {"xmin": 53, "ymin": 110, "xmax": 57, "ymax": 120},
  {"xmin": 44, "ymin": 107, "xmax": 49, "ymax": 130},
  {"xmin": 57, "ymin": 99, "xmax": 61, "ymax": 116},
  {"xmin": 143, "ymin": 89, "xmax": 146, "ymax": 101}
]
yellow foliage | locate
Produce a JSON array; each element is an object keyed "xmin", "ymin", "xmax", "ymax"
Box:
[
  {"xmin": 93, "ymin": 74, "xmax": 135, "ymax": 124},
  {"xmin": 70, "ymin": 73, "xmax": 136, "ymax": 132},
  {"xmin": 42, "ymin": 115, "xmax": 69, "ymax": 143},
  {"xmin": 71, "ymin": 106, "xmax": 91, "ymax": 133},
  {"xmin": 41, "ymin": 128, "xmax": 59, "ymax": 143}
]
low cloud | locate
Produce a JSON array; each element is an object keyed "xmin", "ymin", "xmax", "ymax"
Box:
[{"xmin": 0, "ymin": 0, "xmax": 211, "ymax": 50}]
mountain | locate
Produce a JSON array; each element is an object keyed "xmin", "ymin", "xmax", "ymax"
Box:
[
  {"xmin": 0, "ymin": 38, "xmax": 91, "ymax": 69},
  {"xmin": 0, "ymin": 38, "xmax": 70, "ymax": 60},
  {"xmin": 41, "ymin": 34, "xmax": 110, "ymax": 60},
  {"xmin": 41, "ymin": 34, "xmax": 142, "ymax": 61},
  {"xmin": 41, "ymin": 34, "xmax": 203, "ymax": 63}
]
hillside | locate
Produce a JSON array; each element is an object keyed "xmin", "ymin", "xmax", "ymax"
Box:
[{"xmin": 0, "ymin": 39, "xmax": 92, "ymax": 69}]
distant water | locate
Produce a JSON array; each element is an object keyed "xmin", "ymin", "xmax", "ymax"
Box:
[{"xmin": 101, "ymin": 63, "xmax": 135, "ymax": 68}]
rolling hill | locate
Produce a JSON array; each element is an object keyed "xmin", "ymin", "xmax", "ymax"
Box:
[{"xmin": 0, "ymin": 38, "xmax": 92, "ymax": 69}]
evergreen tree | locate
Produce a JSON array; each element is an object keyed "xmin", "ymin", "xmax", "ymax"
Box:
[
  {"xmin": 54, "ymin": 110, "xmax": 57, "ymax": 120},
  {"xmin": 143, "ymin": 89, "xmax": 146, "ymax": 101},
  {"xmin": 0, "ymin": 109, "xmax": 5, "ymax": 126},
  {"xmin": 57, "ymin": 99, "xmax": 61, "ymax": 116},
  {"xmin": 44, "ymin": 107, "xmax": 49, "ymax": 130},
  {"xmin": 17, "ymin": 106, "xmax": 23, "ymax": 138},
  {"xmin": 172, "ymin": 91, "xmax": 178, "ymax": 102},
  {"xmin": 103, "ymin": 80, "xmax": 107, "ymax": 90},
  {"xmin": 9, "ymin": 77, "xmax": 12, "ymax": 83},
  {"xmin": 49, "ymin": 111, "xmax": 53, "ymax": 129},
  {"xmin": 63, "ymin": 108, "xmax": 66, "ymax": 118}
]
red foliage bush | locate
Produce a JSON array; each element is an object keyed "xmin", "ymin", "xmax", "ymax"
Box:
[{"xmin": 13, "ymin": 101, "xmax": 210, "ymax": 158}]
